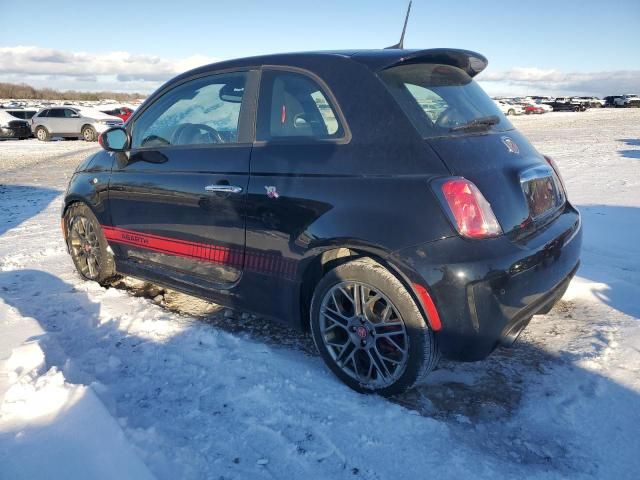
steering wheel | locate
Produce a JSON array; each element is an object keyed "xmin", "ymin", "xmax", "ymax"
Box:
[
  {"xmin": 435, "ymin": 107, "xmax": 466, "ymax": 129},
  {"xmin": 171, "ymin": 123, "xmax": 224, "ymax": 145}
]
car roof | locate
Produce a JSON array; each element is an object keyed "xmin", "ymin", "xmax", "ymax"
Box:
[{"xmin": 174, "ymin": 48, "xmax": 488, "ymax": 82}]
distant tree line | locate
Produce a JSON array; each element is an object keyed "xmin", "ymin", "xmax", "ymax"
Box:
[{"xmin": 0, "ymin": 82, "xmax": 145, "ymax": 102}]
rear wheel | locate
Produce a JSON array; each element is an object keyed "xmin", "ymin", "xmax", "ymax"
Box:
[
  {"xmin": 507, "ymin": 109, "xmax": 515, "ymax": 116},
  {"xmin": 310, "ymin": 257, "xmax": 439, "ymax": 396},
  {"xmin": 82, "ymin": 125, "xmax": 97, "ymax": 142},
  {"xmin": 65, "ymin": 203, "xmax": 117, "ymax": 285},
  {"xmin": 35, "ymin": 126, "xmax": 50, "ymax": 142}
]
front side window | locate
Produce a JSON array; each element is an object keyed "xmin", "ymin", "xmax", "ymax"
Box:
[
  {"xmin": 131, "ymin": 71, "xmax": 248, "ymax": 149},
  {"xmin": 64, "ymin": 109, "xmax": 78, "ymax": 118},
  {"xmin": 379, "ymin": 63, "xmax": 513, "ymax": 138},
  {"xmin": 257, "ymin": 70, "xmax": 343, "ymax": 141}
]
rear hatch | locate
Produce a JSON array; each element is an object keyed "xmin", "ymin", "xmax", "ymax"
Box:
[
  {"xmin": 379, "ymin": 62, "xmax": 565, "ymax": 237},
  {"xmin": 427, "ymin": 131, "xmax": 565, "ymax": 236}
]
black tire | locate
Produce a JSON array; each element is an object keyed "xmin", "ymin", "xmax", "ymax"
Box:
[
  {"xmin": 64, "ymin": 203, "xmax": 118, "ymax": 285},
  {"xmin": 35, "ymin": 126, "xmax": 50, "ymax": 142},
  {"xmin": 81, "ymin": 125, "xmax": 97, "ymax": 142},
  {"xmin": 507, "ymin": 109, "xmax": 515, "ymax": 116},
  {"xmin": 310, "ymin": 257, "xmax": 439, "ymax": 396}
]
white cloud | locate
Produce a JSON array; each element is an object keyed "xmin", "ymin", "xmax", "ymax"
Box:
[
  {"xmin": 477, "ymin": 67, "xmax": 640, "ymax": 96},
  {"xmin": 0, "ymin": 46, "xmax": 219, "ymax": 92}
]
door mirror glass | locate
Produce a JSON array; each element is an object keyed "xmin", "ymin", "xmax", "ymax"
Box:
[{"xmin": 99, "ymin": 127, "xmax": 129, "ymax": 152}]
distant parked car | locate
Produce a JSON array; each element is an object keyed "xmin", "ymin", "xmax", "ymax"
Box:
[
  {"xmin": 603, "ymin": 96, "xmax": 622, "ymax": 108},
  {"xmin": 522, "ymin": 103, "xmax": 546, "ymax": 114},
  {"xmin": 100, "ymin": 106, "xmax": 134, "ymax": 122},
  {"xmin": 493, "ymin": 100, "xmax": 523, "ymax": 116},
  {"xmin": 546, "ymin": 100, "xmax": 587, "ymax": 112},
  {"xmin": 577, "ymin": 96, "xmax": 605, "ymax": 108},
  {"xmin": 0, "ymin": 110, "xmax": 31, "ymax": 140},
  {"xmin": 532, "ymin": 101, "xmax": 553, "ymax": 113},
  {"xmin": 613, "ymin": 94, "xmax": 640, "ymax": 108},
  {"xmin": 31, "ymin": 106, "xmax": 123, "ymax": 141}
]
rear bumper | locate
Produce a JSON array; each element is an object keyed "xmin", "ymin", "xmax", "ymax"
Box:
[{"xmin": 392, "ymin": 203, "xmax": 582, "ymax": 361}]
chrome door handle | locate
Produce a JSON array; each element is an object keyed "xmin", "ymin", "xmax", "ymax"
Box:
[{"xmin": 204, "ymin": 185, "xmax": 243, "ymax": 194}]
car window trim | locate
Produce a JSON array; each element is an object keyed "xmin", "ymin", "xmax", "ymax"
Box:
[
  {"xmin": 127, "ymin": 67, "xmax": 260, "ymax": 152},
  {"xmin": 253, "ymin": 65, "xmax": 352, "ymax": 147}
]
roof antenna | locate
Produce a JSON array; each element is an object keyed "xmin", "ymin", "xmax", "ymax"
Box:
[{"xmin": 385, "ymin": 1, "xmax": 412, "ymax": 49}]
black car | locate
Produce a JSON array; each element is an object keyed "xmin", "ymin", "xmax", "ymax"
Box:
[
  {"xmin": 545, "ymin": 100, "xmax": 587, "ymax": 112},
  {"xmin": 0, "ymin": 110, "xmax": 31, "ymax": 140},
  {"xmin": 62, "ymin": 49, "xmax": 582, "ymax": 395}
]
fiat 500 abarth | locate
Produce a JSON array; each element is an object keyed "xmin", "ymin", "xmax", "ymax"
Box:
[{"xmin": 62, "ymin": 49, "xmax": 582, "ymax": 395}]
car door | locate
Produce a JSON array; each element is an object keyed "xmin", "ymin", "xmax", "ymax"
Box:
[
  {"xmin": 107, "ymin": 69, "xmax": 258, "ymax": 287},
  {"xmin": 63, "ymin": 108, "xmax": 82, "ymax": 134},
  {"xmin": 46, "ymin": 108, "xmax": 66, "ymax": 133},
  {"xmin": 51, "ymin": 108, "xmax": 78, "ymax": 134}
]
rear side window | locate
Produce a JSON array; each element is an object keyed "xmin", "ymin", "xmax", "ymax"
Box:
[
  {"xmin": 131, "ymin": 71, "xmax": 248, "ymax": 149},
  {"xmin": 379, "ymin": 63, "xmax": 513, "ymax": 138},
  {"xmin": 257, "ymin": 70, "xmax": 343, "ymax": 141},
  {"xmin": 38, "ymin": 109, "xmax": 49, "ymax": 118},
  {"xmin": 48, "ymin": 109, "xmax": 65, "ymax": 118}
]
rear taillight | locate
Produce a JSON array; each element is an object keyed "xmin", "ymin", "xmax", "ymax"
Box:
[{"xmin": 436, "ymin": 177, "xmax": 502, "ymax": 239}]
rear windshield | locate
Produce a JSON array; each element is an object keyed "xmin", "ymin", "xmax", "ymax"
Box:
[{"xmin": 379, "ymin": 63, "xmax": 513, "ymax": 138}]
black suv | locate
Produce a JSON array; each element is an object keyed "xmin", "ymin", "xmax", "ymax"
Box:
[{"xmin": 62, "ymin": 49, "xmax": 582, "ymax": 395}]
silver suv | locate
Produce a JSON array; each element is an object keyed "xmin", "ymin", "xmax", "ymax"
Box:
[{"xmin": 31, "ymin": 106, "xmax": 123, "ymax": 142}]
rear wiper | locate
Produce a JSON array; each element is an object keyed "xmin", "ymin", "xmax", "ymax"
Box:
[{"xmin": 449, "ymin": 115, "xmax": 500, "ymax": 132}]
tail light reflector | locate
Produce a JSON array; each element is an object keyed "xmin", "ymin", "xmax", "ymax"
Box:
[{"xmin": 438, "ymin": 178, "xmax": 502, "ymax": 239}]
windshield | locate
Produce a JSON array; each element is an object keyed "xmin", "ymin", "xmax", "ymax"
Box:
[{"xmin": 379, "ymin": 63, "xmax": 513, "ymax": 138}]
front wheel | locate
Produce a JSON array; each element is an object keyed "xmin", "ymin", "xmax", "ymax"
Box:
[
  {"xmin": 65, "ymin": 203, "xmax": 118, "ymax": 284},
  {"xmin": 82, "ymin": 125, "xmax": 97, "ymax": 142},
  {"xmin": 310, "ymin": 258, "xmax": 439, "ymax": 396},
  {"xmin": 35, "ymin": 126, "xmax": 50, "ymax": 142}
]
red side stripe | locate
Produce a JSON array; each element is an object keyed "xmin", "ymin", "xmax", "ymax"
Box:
[{"xmin": 102, "ymin": 225, "xmax": 295, "ymax": 279}]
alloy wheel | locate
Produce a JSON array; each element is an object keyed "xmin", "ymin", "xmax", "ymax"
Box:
[
  {"xmin": 69, "ymin": 215, "xmax": 102, "ymax": 279},
  {"xmin": 319, "ymin": 281, "xmax": 409, "ymax": 388},
  {"xmin": 83, "ymin": 128, "xmax": 94, "ymax": 141}
]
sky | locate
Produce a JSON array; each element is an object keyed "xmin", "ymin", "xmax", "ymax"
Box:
[{"xmin": 0, "ymin": 0, "xmax": 638, "ymax": 97}]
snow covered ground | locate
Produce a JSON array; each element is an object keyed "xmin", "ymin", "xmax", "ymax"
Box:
[{"xmin": 0, "ymin": 109, "xmax": 639, "ymax": 479}]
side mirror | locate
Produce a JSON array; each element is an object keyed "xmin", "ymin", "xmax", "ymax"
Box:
[
  {"xmin": 99, "ymin": 126, "xmax": 130, "ymax": 152},
  {"xmin": 70, "ymin": 113, "xmax": 80, "ymax": 118}
]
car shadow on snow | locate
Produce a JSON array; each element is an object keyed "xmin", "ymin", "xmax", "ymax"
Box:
[
  {"xmin": 0, "ymin": 184, "xmax": 60, "ymax": 236},
  {"xmin": 1, "ymin": 269, "xmax": 639, "ymax": 477},
  {"xmin": 617, "ymin": 138, "xmax": 640, "ymax": 159},
  {"xmin": 574, "ymin": 204, "xmax": 640, "ymax": 319}
]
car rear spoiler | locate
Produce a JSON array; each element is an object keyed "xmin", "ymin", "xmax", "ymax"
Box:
[{"xmin": 354, "ymin": 49, "xmax": 488, "ymax": 78}]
